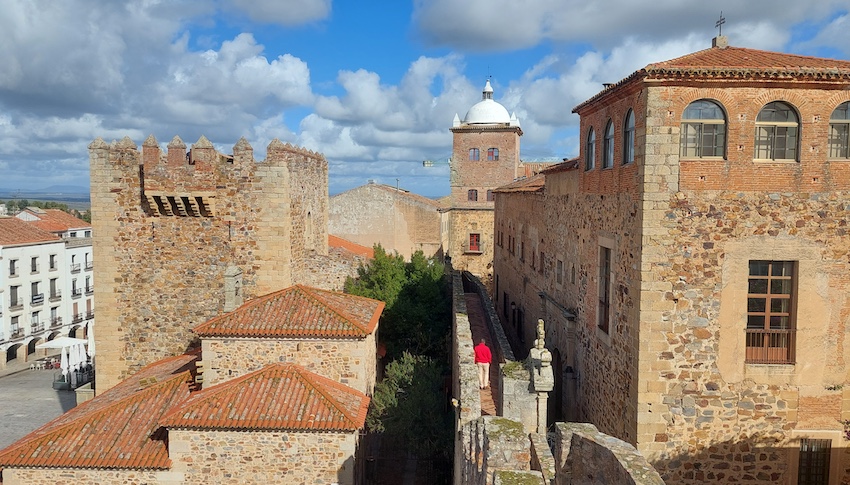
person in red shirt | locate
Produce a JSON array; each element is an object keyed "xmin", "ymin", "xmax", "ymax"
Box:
[{"xmin": 474, "ymin": 339, "xmax": 492, "ymax": 389}]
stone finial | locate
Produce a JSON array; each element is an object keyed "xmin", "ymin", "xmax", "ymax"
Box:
[
  {"xmin": 167, "ymin": 135, "xmax": 186, "ymax": 149},
  {"xmin": 143, "ymin": 134, "xmax": 158, "ymax": 147},
  {"xmin": 535, "ymin": 319, "xmax": 545, "ymax": 350},
  {"xmin": 116, "ymin": 136, "xmax": 137, "ymax": 150},
  {"xmin": 88, "ymin": 137, "xmax": 108, "ymax": 149},
  {"xmin": 194, "ymin": 135, "xmax": 214, "ymax": 149}
]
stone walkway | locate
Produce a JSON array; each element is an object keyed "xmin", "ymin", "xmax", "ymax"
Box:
[{"xmin": 465, "ymin": 293, "xmax": 499, "ymax": 416}]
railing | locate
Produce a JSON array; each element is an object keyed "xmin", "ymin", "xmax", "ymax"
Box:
[
  {"xmin": 745, "ymin": 328, "xmax": 796, "ymax": 364},
  {"xmin": 11, "ymin": 328, "xmax": 24, "ymax": 339},
  {"xmin": 70, "ymin": 263, "xmax": 81, "ymax": 273},
  {"xmin": 31, "ymin": 293, "xmax": 44, "ymax": 305},
  {"xmin": 72, "ymin": 313, "xmax": 84, "ymax": 323},
  {"xmin": 49, "ymin": 290, "xmax": 62, "ymax": 301},
  {"xmin": 30, "ymin": 323, "xmax": 44, "ymax": 333},
  {"xmin": 50, "ymin": 316, "xmax": 63, "ymax": 328},
  {"xmin": 72, "ymin": 288, "xmax": 82, "ymax": 297},
  {"xmin": 86, "ymin": 310, "xmax": 94, "ymax": 320},
  {"xmin": 85, "ymin": 261, "xmax": 93, "ymax": 270},
  {"xmin": 9, "ymin": 297, "xmax": 23, "ymax": 310},
  {"xmin": 85, "ymin": 286, "xmax": 94, "ymax": 295}
]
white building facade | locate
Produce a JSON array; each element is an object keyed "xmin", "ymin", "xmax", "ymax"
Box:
[{"xmin": 0, "ymin": 212, "xmax": 94, "ymax": 368}]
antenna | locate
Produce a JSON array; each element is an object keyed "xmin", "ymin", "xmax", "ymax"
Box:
[{"xmin": 715, "ymin": 11, "xmax": 726, "ymax": 36}]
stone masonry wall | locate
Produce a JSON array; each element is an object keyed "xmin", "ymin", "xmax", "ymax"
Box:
[
  {"xmin": 553, "ymin": 422, "xmax": 664, "ymax": 485},
  {"xmin": 446, "ymin": 208, "xmax": 495, "ymax": 283},
  {"xmin": 168, "ymin": 428, "xmax": 358, "ymax": 485},
  {"xmin": 633, "ymin": 83, "xmax": 850, "ymax": 483},
  {"xmin": 329, "ymin": 183, "xmax": 441, "ymax": 259},
  {"xmin": 90, "ymin": 136, "xmax": 328, "ymax": 391},
  {"xmin": 201, "ymin": 333, "xmax": 377, "ymax": 395},
  {"xmin": 1, "ymin": 468, "xmax": 165, "ymax": 485}
]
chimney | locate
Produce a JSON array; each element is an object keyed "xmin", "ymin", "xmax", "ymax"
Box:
[{"xmin": 712, "ymin": 35, "xmax": 729, "ymax": 49}]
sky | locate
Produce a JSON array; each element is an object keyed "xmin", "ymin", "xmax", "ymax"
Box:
[{"xmin": 2, "ymin": 1, "xmax": 850, "ymax": 197}]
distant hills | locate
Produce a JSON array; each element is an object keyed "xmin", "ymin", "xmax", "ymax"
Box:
[{"xmin": 0, "ymin": 186, "xmax": 90, "ymax": 207}]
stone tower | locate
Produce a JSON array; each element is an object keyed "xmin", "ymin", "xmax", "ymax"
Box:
[
  {"xmin": 444, "ymin": 80, "xmax": 522, "ymax": 281},
  {"xmin": 89, "ymin": 135, "xmax": 328, "ymax": 391}
]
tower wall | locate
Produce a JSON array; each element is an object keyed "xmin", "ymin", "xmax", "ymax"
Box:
[{"xmin": 90, "ymin": 135, "xmax": 328, "ymax": 391}]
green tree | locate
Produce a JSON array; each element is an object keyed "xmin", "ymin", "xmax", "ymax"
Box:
[
  {"xmin": 344, "ymin": 245, "xmax": 406, "ymax": 308},
  {"xmin": 366, "ymin": 352, "xmax": 452, "ymax": 458}
]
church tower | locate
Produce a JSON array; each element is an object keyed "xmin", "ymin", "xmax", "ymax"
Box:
[{"xmin": 443, "ymin": 80, "xmax": 522, "ymax": 283}]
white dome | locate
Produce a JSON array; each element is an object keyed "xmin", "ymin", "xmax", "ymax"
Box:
[
  {"xmin": 464, "ymin": 99, "xmax": 511, "ymax": 124},
  {"xmin": 462, "ymin": 80, "xmax": 512, "ymax": 125}
]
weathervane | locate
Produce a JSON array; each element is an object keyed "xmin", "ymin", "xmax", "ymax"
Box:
[{"xmin": 716, "ymin": 11, "xmax": 726, "ymax": 36}]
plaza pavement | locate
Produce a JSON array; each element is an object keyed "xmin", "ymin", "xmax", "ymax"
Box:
[{"xmin": 0, "ymin": 355, "xmax": 77, "ymax": 449}]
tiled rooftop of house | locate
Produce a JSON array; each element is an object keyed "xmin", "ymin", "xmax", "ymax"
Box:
[
  {"xmin": 329, "ymin": 234, "xmax": 375, "ymax": 258},
  {"xmin": 494, "ymin": 173, "xmax": 546, "ymax": 193},
  {"xmin": 647, "ymin": 46, "xmax": 850, "ymax": 72},
  {"xmin": 194, "ymin": 284, "xmax": 384, "ymax": 338},
  {"xmin": 0, "ymin": 354, "xmax": 198, "ymax": 470},
  {"xmin": 0, "ymin": 217, "xmax": 62, "ymax": 246},
  {"xmin": 162, "ymin": 363, "xmax": 369, "ymax": 431},
  {"xmin": 574, "ymin": 40, "xmax": 850, "ymax": 112},
  {"xmin": 20, "ymin": 208, "xmax": 90, "ymax": 233}
]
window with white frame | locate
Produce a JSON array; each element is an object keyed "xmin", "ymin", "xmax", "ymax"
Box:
[
  {"xmin": 680, "ymin": 99, "xmax": 726, "ymax": 158},
  {"xmin": 829, "ymin": 101, "xmax": 850, "ymax": 159},
  {"xmin": 585, "ymin": 128, "xmax": 596, "ymax": 170},
  {"xmin": 755, "ymin": 102, "xmax": 799, "ymax": 161},
  {"xmin": 603, "ymin": 120, "xmax": 615, "ymax": 168},
  {"xmin": 623, "ymin": 109, "xmax": 635, "ymax": 164}
]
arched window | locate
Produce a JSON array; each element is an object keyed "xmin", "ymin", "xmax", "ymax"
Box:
[
  {"xmin": 603, "ymin": 120, "xmax": 615, "ymax": 168},
  {"xmin": 469, "ymin": 148, "xmax": 479, "ymax": 161},
  {"xmin": 486, "ymin": 190, "xmax": 494, "ymax": 201},
  {"xmin": 585, "ymin": 128, "xmax": 596, "ymax": 171},
  {"xmin": 680, "ymin": 100, "xmax": 726, "ymax": 158},
  {"xmin": 623, "ymin": 109, "xmax": 635, "ymax": 165},
  {"xmin": 487, "ymin": 148, "xmax": 499, "ymax": 161},
  {"xmin": 755, "ymin": 101, "xmax": 798, "ymax": 161},
  {"xmin": 829, "ymin": 101, "xmax": 850, "ymax": 159},
  {"xmin": 468, "ymin": 189, "xmax": 478, "ymax": 201}
]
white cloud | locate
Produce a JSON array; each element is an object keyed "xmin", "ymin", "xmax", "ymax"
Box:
[
  {"xmin": 227, "ymin": 0, "xmax": 331, "ymax": 26},
  {"xmin": 413, "ymin": 0, "xmax": 849, "ymax": 51}
]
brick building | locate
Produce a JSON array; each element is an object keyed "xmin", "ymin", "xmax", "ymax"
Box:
[
  {"xmin": 494, "ymin": 36, "xmax": 850, "ymax": 483},
  {"xmin": 329, "ymin": 181, "xmax": 441, "ymax": 259},
  {"xmin": 443, "ymin": 81, "xmax": 523, "ymax": 283}
]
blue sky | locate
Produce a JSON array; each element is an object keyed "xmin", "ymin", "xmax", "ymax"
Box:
[{"xmin": 2, "ymin": 1, "xmax": 850, "ymax": 197}]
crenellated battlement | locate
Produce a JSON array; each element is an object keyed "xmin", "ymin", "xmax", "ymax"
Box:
[{"xmin": 90, "ymin": 134, "xmax": 328, "ymax": 218}]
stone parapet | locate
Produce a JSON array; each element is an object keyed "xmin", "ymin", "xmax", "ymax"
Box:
[{"xmin": 553, "ymin": 422, "xmax": 664, "ymax": 485}]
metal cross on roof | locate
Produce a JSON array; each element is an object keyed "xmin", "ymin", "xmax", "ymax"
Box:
[{"xmin": 716, "ymin": 11, "xmax": 726, "ymax": 36}]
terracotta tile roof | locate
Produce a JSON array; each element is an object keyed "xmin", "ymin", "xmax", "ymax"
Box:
[
  {"xmin": 541, "ymin": 158, "xmax": 580, "ymax": 175},
  {"xmin": 329, "ymin": 234, "xmax": 375, "ymax": 258},
  {"xmin": 194, "ymin": 284, "xmax": 384, "ymax": 338},
  {"xmin": 646, "ymin": 46, "xmax": 850, "ymax": 73},
  {"xmin": 494, "ymin": 174, "xmax": 546, "ymax": 193},
  {"xmin": 0, "ymin": 354, "xmax": 197, "ymax": 470},
  {"xmin": 161, "ymin": 363, "xmax": 369, "ymax": 431},
  {"xmin": 21, "ymin": 208, "xmax": 90, "ymax": 233},
  {"xmin": 574, "ymin": 44, "xmax": 850, "ymax": 113},
  {"xmin": 0, "ymin": 217, "xmax": 62, "ymax": 246}
]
